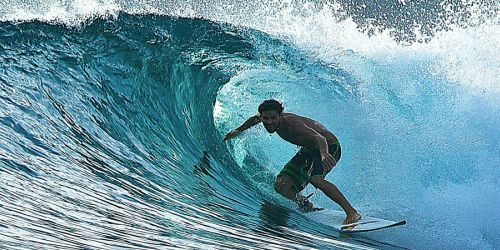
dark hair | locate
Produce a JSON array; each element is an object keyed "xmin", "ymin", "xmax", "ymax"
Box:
[{"xmin": 258, "ymin": 99, "xmax": 284, "ymax": 114}]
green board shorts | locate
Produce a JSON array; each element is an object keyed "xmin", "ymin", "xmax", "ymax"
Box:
[{"xmin": 277, "ymin": 142, "xmax": 341, "ymax": 193}]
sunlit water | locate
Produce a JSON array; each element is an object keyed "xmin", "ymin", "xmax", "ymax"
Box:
[{"xmin": 0, "ymin": 0, "xmax": 498, "ymax": 249}]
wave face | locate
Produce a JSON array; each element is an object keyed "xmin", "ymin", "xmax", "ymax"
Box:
[{"xmin": 0, "ymin": 1, "xmax": 498, "ymax": 249}]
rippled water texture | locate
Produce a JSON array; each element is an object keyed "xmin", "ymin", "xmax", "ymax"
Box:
[{"xmin": 0, "ymin": 0, "xmax": 499, "ymax": 249}]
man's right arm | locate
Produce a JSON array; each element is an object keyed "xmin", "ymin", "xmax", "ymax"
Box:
[{"xmin": 222, "ymin": 115, "xmax": 261, "ymax": 141}]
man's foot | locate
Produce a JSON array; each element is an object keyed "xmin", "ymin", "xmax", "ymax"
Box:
[
  {"xmin": 343, "ymin": 212, "xmax": 362, "ymax": 224},
  {"xmin": 296, "ymin": 196, "xmax": 315, "ymax": 212}
]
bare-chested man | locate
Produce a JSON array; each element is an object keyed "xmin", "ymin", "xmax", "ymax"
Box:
[{"xmin": 223, "ymin": 99, "xmax": 361, "ymax": 224}]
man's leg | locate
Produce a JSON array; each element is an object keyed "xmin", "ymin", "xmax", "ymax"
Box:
[
  {"xmin": 274, "ymin": 175, "xmax": 313, "ymax": 211},
  {"xmin": 274, "ymin": 175, "xmax": 297, "ymax": 200},
  {"xmin": 309, "ymin": 176, "xmax": 361, "ymax": 224}
]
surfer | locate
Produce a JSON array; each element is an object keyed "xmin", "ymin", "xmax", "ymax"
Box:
[{"xmin": 223, "ymin": 99, "xmax": 362, "ymax": 224}]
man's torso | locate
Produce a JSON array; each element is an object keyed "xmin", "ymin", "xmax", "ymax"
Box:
[{"xmin": 276, "ymin": 113, "xmax": 338, "ymax": 149}]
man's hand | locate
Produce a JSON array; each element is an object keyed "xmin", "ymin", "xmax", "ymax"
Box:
[
  {"xmin": 321, "ymin": 152, "xmax": 337, "ymax": 173},
  {"xmin": 222, "ymin": 129, "xmax": 241, "ymax": 142}
]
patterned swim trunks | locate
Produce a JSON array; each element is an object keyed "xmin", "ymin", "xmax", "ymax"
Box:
[{"xmin": 277, "ymin": 142, "xmax": 341, "ymax": 192}]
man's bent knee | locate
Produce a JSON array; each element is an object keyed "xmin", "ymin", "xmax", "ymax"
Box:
[{"xmin": 274, "ymin": 175, "xmax": 294, "ymax": 194}]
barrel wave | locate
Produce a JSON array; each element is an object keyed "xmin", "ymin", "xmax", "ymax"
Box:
[{"xmin": 0, "ymin": 1, "xmax": 498, "ymax": 249}]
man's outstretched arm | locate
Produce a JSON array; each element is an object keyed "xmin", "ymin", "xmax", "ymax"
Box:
[{"xmin": 222, "ymin": 115, "xmax": 261, "ymax": 141}]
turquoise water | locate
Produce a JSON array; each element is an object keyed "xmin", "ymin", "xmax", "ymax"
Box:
[{"xmin": 0, "ymin": 1, "xmax": 498, "ymax": 249}]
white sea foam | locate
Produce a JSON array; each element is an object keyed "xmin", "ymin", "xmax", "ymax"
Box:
[{"xmin": 2, "ymin": 0, "xmax": 498, "ymax": 248}]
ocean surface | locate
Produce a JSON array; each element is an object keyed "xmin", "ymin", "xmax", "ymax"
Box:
[{"xmin": 0, "ymin": 0, "xmax": 498, "ymax": 249}]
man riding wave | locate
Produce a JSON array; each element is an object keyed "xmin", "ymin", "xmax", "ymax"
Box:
[{"xmin": 223, "ymin": 99, "xmax": 361, "ymax": 224}]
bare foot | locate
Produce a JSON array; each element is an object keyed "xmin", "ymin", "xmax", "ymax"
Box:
[{"xmin": 343, "ymin": 212, "xmax": 362, "ymax": 224}]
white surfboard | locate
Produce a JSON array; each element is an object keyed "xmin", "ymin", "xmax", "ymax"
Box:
[{"xmin": 306, "ymin": 209, "xmax": 406, "ymax": 233}]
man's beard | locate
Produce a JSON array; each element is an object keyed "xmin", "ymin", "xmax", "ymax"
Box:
[{"xmin": 264, "ymin": 125, "xmax": 276, "ymax": 133}]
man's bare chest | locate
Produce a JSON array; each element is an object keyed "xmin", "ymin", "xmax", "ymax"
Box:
[{"xmin": 277, "ymin": 130, "xmax": 315, "ymax": 148}]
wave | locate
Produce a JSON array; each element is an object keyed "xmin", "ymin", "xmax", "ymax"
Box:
[{"xmin": 0, "ymin": 1, "xmax": 499, "ymax": 249}]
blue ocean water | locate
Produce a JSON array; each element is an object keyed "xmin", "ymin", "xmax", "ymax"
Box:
[{"xmin": 0, "ymin": 1, "xmax": 498, "ymax": 249}]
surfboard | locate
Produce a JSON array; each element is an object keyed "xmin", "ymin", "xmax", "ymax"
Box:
[{"xmin": 305, "ymin": 209, "xmax": 406, "ymax": 233}]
